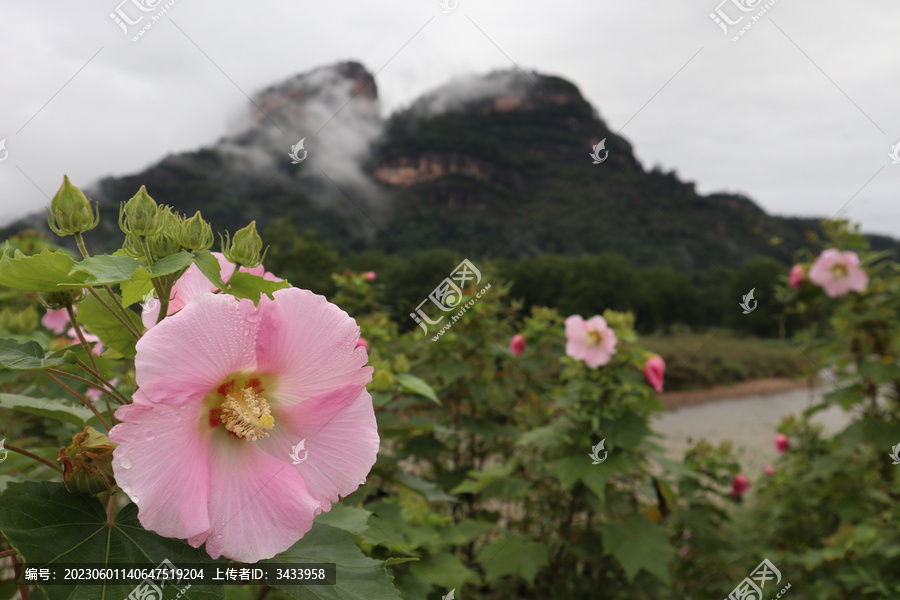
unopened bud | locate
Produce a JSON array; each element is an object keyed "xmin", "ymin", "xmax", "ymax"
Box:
[
  {"xmin": 221, "ymin": 221, "xmax": 265, "ymax": 268},
  {"xmin": 179, "ymin": 211, "xmax": 214, "ymax": 252},
  {"xmin": 47, "ymin": 175, "xmax": 99, "ymax": 236},
  {"xmin": 38, "ymin": 288, "xmax": 84, "ymax": 310},
  {"xmin": 371, "ymin": 369, "xmax": 394, "ymax": 392},
  {"xmin": 63, "ymin": 350, "xmax": 78, "ymax": 364},
  {"xmin": 58, "ymin": 426, "xmax": 117, "ymax": 496},
  {"xmin": 121, "ymin": 234, "xmax": 145, "ymax": 259},
  {"xmin": 119, "ymin": 185, "xmax": 162, "ymax": 237},
  {"xmin": 146, "ymin": 207, "xmax": 182, "ymax": 259}
]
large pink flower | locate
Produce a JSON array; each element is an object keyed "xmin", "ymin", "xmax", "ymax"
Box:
[
  {"xmin": 110, "ymin": 288, "xmax": 378, "ymax": 562},
  {"xmin": 564, "ymin": 315, "xmax": 617, "ymax": 368},
  {"xmin": 807, "ymin": 249, "xmax": 868, "ymax": 298},
  {"xmin": 142, "ymin": 252, "xmax": 280, "ymax": 329}
]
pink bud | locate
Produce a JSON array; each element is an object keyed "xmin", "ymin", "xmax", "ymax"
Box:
[
  {"xmin": 643, "ymin": 355, "xmax": 666, "ymax": 393},
  {"xmin": 355, "ymin": 337, "xmax": 370, "ymax": 352},
  {"xmin": 365, "ymin": 271, "xmax": 376, "ymax": 282},
  {"xmin": 764, "ymin": 465, "xmax": 774, "ymax": 475},
  {"xmin": 730, "ymin": 473, "xmax": 749, "ymax": 498},
  {"xmin": 774, "ymin": 433, "xmax": 788, "ymax": 453},
  {"xmin": 788, "ymin": 264, "xmax": 806, "ymax": 289},
  {"xmin": 509, "ymin": 334, "xmax": 526, "ymax": 356}
]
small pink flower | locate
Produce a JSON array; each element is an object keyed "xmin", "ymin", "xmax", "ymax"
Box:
[
  {"xmin": 678, "ymin": 544, "xmax": 690, "ymax": 557},
  {"xmin": 87, "ymin": 378, "xmax": 120, "ymax": 403},
  {"xmin": 807, "ymin": 249, "xmax": 868, "ymax": 298},
  {"xmin": 142, "ymin": 252, "xmax": 281, "ymax": 330},
  {"xmin": 509, "ymin": 334, "xmax": 526, "ymax": 356},
  {"xmin": 564, "ymin": 315, "xmax": 617, "ymax": 368},
  {"xmin": 643, "ymin": 356, "xmax": 665, "ymax": 393},
  {"xmin": 788, "ymin": 264, "xmax": 806, "ymax": 289},
  {"xmin": 364, "ymin": 271, "xmax": 376, "ymax": 282},
  {"xmin": 68, "ymin": 328, "xmax": 103, "ymax": 356},
  {"xmin": 110, "ymin": 288, "xmax": 377, "ymax": 562},
  {"xmin": 730, "ymin": 473, "xmax": 749, "ymax": 498},
  {"xmin": 355, "ymin": 337, "xmax": 370, "ymax": 352},
  {"xmin": 764, "ymin": 465, "xmax": 774, "ymax": 475},
  {"xmin": 774, "ymin": 433, "xmax": 788, "ymax": 453},
  {"xmin": 42, "ymin": 308, "xmax": 71, "ymax": 335}
]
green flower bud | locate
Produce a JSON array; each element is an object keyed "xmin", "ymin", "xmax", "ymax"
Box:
[
  {"xmin": 221, "ymin": 221, "xmax": 266, "ymax": 268},
  {"xmin": 179, "ymin": 211, "xmax": 214, "ymax": 252},
  {"xmin": 146, "ymin": 207, "xmax": 183, "ymax": 259},
  {"xmin": 119, "ymin": 185, "xmax": 162, "ymax": 237},
  {"xmin": 58, "ymin": 426, "xmax": 117, "ymax": 496},
  {"xmin": 121, "ymin": 234, "xmax": 145, "ymax": 259},
  {"xmin": 38, "ymin": 288, "xmax": 84, "ymax": 310},
  {"xmin": 47, "ymin": 175, "xmax": 99, "ymax": 236},
  {"xmin": 63, "ymin": 350, "xmax": 78, "ymax": 364},
  {"xmin": 371, "ymin": 369, "xmax": 394, "ymax": 392}
]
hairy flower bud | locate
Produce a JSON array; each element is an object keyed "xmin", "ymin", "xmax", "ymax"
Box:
[
  {"xmin": 47, "ymin": 175, "xmax": 99, "ymax": 236},
  {"xmin": 58, "ymin": 426, "xmax": 117, "ymax": 496},
  {"xmin": 119, "ymin": 185, "xmax": 163, "ymax": 237},
  {"xmin": 179, "ymin": 211, "xmax": 214, "ymax": 251},
  {"xmin": 221, "ymin": 221, "xmax": 265, "ymax": 268},
  {"xmin": 38, "ymin": 288, "xmax": 84, "ymax": 311},
  {"xmin": 121, "ymin": 234, "xmax": 145, "ymax": 259},
  {"xmin": 146, "ymin": 207, "xmax": 183, "ymax": 259}
]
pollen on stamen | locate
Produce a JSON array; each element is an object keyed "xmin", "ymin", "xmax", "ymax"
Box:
[{"xmin": 219, "ymin": 386, "xmax": 275, "ymax": 441}]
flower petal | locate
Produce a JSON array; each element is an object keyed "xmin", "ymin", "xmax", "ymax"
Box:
[
  {"xmin": 258, "ymin": 384, "xmax": 378, "ymax": 506},
  {"xmin": 203, "ymin": 438, "xmax": 321, "ymax": 562},
  {"xmin": 255, "ymin": 288, "xmax": 372, "ymax": 406},
  {"xmin": 135, "ymin": 293, "xmax": 260, "ymax": 405},
  {"xmin": 109, "ymin": 394, "xmax": 212, "ymax": 540}
]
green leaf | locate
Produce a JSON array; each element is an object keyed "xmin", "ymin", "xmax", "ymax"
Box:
[
  {"xmin": 0, "ymin": 248, "xmax": 80, "ymax": 291},
  {"xmin": 450, "ymin": 463, "xmax": 514, "ymax": 495},
  {"xmin": 75, "ymin": 291, "xmax": 142, "ymax": 358},
  {"xmin": 193, "ymin": 250, "xmax": 227, "ymax": 290},
  {"xmin": 604, "ymin": 412, "xmax": 653, "ymax": 450},
  {"xmin": 144, "ymin": 251, "xmax": 194, "ymax": 277},
  {"xmin": 0, "ymin": 481, "xmax": 227, "ymax": 600},
  {"xmin": 120, "ymin": 277, "xmax": 155, "ymax": 307},
  {"xmin": 263, "ymin": 522, "xmax": 402, "ymax": 600},
  {"xmin": 69, "ymin": 254, "xmax": 143, "ymax": 285},
  {"xmin": 601, "ymin": 515, "xmax": 673, "ymax": 584},
  {"xmin": 396, "ymin": 374, "xmax": 441, "ymax": 405},
  {"xmin": 395, "ymin": 472, "xmax": 456, "ymax": 503},
  {"xmin": 0, "ymin": 339, "xmax": 65, "ymax": 370},
  {"xmin": 313, "ymin": 504, "xmax": 372, "ymax": 537},
  {"xmin": 0, "ymin": 393, "xmax": 94, "ymax": 427},
  {"xmin": 407, "ymin": 552, "xmax": 478, "ymax": 589},
  {"xmin": 383, "ymin": 557, "xmax": 419, "ymax": 566},
  {"xmin": 476, "ymin": 536, "xmax": 549, "ymax": 584},
  {"xmin": 515, "ymin": 421, "xmax": 569, "ymax": 449},
  {"xmin": 227, "ymin": 272, "xmax": 290, "ymax": 303}
]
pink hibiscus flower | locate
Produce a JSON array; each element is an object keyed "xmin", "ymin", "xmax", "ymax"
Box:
[
  {"xmin": 68, "ymin": 327, "xmax": 103, "ymax": 356},
  {"xmin": 109, "ymin": 288, "xmax": 378, "ymax": 562},
  {"xmin": 807, "ymin": 249, "xmax": 868, "ymax": 298},
  {"xmin": 788, "ymin": 264, "xmax": 806, "ymax": 289},
  {"xmin": 730, "ymin": 473, "xmax": 749, "ymax": 498},
  {"xmin": 42, "ymin": 308, "xmax": 71, "ymax": 334},
  {"xmin": 774, "ymin": 433, "xmax": 788, "ymax": 453},
  {"xmin": 364, "ymin": 271, "xmax": 376, "ymax": 282},
  {"xmin": 564, "ymin": 315, "xmax": 617, "ymax": 368},
  {"xmin": 509, "ymin": 333, "xmax": 526, "ymax": 356},
  {"xmin": 142, "ymin": 252, "xmax": 280, "ymax": 329},
  {"xmin": 643, "ymin": 355, "xmax": 666, "ymax": 393}
]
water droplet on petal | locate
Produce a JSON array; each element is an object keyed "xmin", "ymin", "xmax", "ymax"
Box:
[
  {"xmin": 131, "ymin": 496, "xmax": 139, "ymax": 503},
  {"xmin": 120, "ymin": 457, "xmax": 132, "ymax": 469},
  {"xmin": 144, "ymin": 430, "xmax": 156, "ymax": 441}
]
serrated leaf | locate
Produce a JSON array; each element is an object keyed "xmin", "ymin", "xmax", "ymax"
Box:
[
  {"xmin": 408, "ymin": 552, "xmax": 477, "ymax": 590},
  {"xmin": 0, "ymin": 393, "xmax": 94, "ymax": 427},
  {"xmin": 313, "ymin": 504, "xmax": 372, "ymax": 537},
  {"xmin": 0, "ymin": 339, "xmax": 65, "ymax": 370},
  {"xmin": 262, "ymin": 522, "xmax": 402, "ymax": 600},
  {"xmin": 69, "ymin": 254, "xmax": 143, "ymax": 285},
  {"xmin": 0, "ymin": 481, "xmax": 227, "ymax": 600},
  {"xmin": 193, "ymin": 250, "xmax": 227, "ymax": 290},
  {"xmin": 515, "ymin": 421, "xmax": 568, "ymax": 449},
  {"xmin": 396, "ymin": 374, "xmax": 441, "ymax": 405},
  {"xmin": 121, "ymin": 278, "xmax": 155, "ymax": 307},
  {"xmin": 476, "ymin": 536, "xmax": 549, "ymax": 584},
  {"xmin": 395, "ymin": 472, "xmax": 456, "ymax": 503},
  {"xmin": 601, "ymin": 515, "xmax": 673, "ymax": 584},
  {"xmin": 144, "ymin": 251, "xmax": 194, "ymax": 277},
  {"xmin": 450, "ymin": 463, "xmax": 514, "ymax": 495},
  {"xmin": 75, "ymin": 291, "xmax": 142, "ymax": 358},
  {"xmin": 383, "ymin": 557, "xmax": 418, "ymax": 566},
  {"xmin": 0, "ymin": 248, "xmax": 81, "ymax": 291},
  {"xmin": 227, "ymin": 272, "xmax": 290, "ymax": 303}
]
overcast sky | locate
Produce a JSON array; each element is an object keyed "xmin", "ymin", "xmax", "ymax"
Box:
[{"xmin": 1, "ymin": 0, "xmax": 898, "ymax": 238}]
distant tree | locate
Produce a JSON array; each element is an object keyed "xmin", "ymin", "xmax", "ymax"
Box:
[
  {"xmin": 728, "ymin": 257, "xmax": 784, "ymax": 337},
  {"xmin": 264, "ymin": 219, "xmax": 340, "ymax": 296}
]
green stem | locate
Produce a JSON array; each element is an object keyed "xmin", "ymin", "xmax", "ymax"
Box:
[
  {"xmin": 46, "ymin": 368, "xmax": 127, "ymax": 406},
  {"xmin": 0, "ymin": 549, "xmax": 15, "ymax": 558},
  {"xmin": 86, "ymin": 288, "xmax": 141, "ymax": 340},
  {"xmin": 46, "ymin": 372, "xmax": 111, "ymax": 429},
  {"xmin": 66, "ymin": 305, "xmax": 99, "ymax": 373},
  {"xmin": 75, "ymin": 360, "xmax": 131, "ymax": 405},
  {"xmin": 139, "ymin": 236, "xmax": 168, "ymax": 324},
  {"xmin": 2, "ymin": 442, "xmax": 63, "ymax": 473}
]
